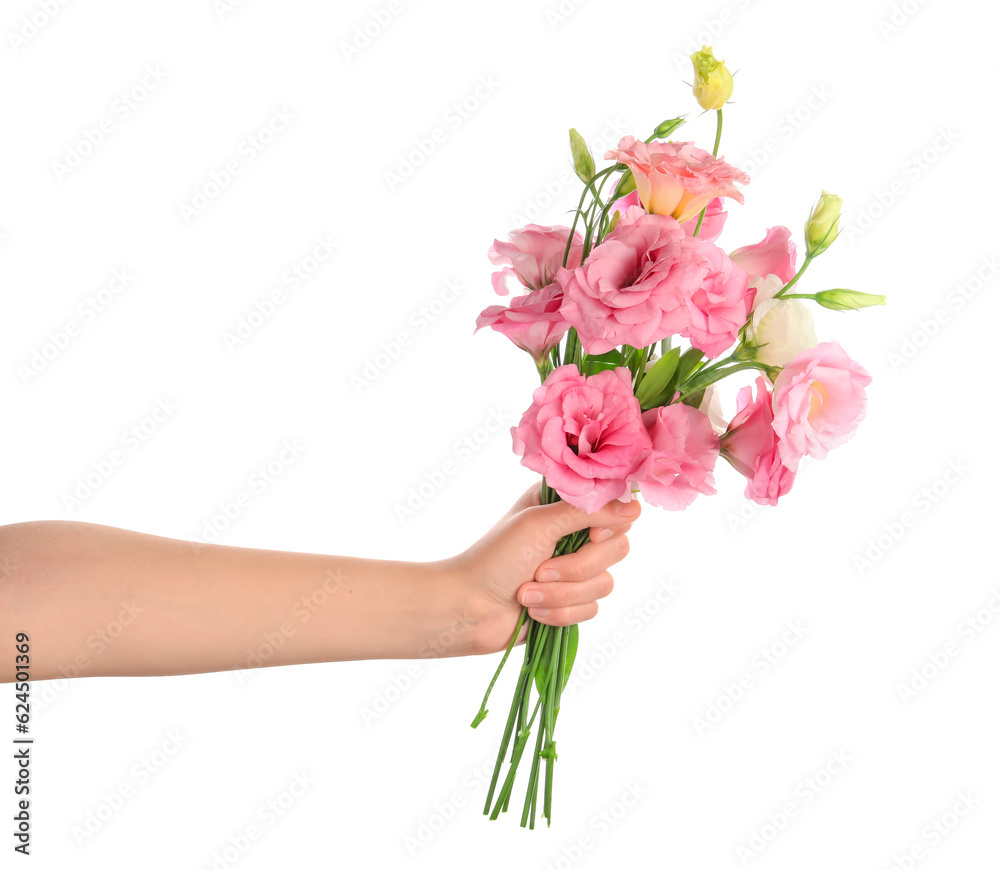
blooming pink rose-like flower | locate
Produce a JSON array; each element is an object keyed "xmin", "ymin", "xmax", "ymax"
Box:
[
  {"xmin": 610, "ymin": 192, "xmax": 728, "ymax": 242},
  {"xmin": 475, "ymin": 283, "xmax": 570, "ymax": 365},
  {"xmin": 664, "ymin": 238, "xmax": 753, "ymax": 358},
  {"xmin": 605, "ymin": 136, "xmax": 749, "ymax": 223},
  {"xmin": 730, "ymin": 226, "xmax": 797, "ymax": 287},
  {"xmin": 511, "ymin": 365, "xmax": 651, "ymax": 514},
  {"xmin": 771, "ymin": 342, "xmax": 873, "ymax": 471},
  {"xmin": 632, "ymin": 404, "xmax": 719, "ymax": 510},
  {"xmin": 721, "ymin": 376, "xmax": 796, "ymax": 506},
  {"xmin": 489, "ymin": 224, "xmax": 584, "ymax": 296},
  {"xmin": 557, "ymin": 213, "xmax": 705, "ymax": 354}
]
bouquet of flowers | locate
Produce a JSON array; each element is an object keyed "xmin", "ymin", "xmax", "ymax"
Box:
[{"xmin": 470, "ymin": 47, "xmax": 886, "ymax": 828}]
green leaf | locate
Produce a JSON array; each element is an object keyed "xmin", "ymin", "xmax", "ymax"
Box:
[
  {"xmin": 569, "ymin": 128, "xmax": 596, "ymax": 183},
  {"xmin": 581, "ymin": 349, "xmax": 624, "ymax": 376},
  {"xmin": 563, "ymin": 624, "xmax": 579, "ymax": 684},
  {"xmin": 635, "ymin": 347, "xmax": 681, "ymax": 408}
]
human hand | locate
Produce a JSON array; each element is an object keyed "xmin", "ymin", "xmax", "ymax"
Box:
[{"xmin": 446, "ymin": 482, "xmax": 641, "ymax": 656}]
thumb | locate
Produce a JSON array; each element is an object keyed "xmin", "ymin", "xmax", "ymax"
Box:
[{"xmin": 517, "ymin": 494, "xmax": 640, "ymax": 556}]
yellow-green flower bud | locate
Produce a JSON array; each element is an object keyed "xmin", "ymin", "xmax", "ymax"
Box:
[
  {"xmin": 814, "ymin": 289, "xmax": 887, "ymax": 311},
  {"xmin": 568, "ymin": 128, "xmax": 595, "ymax": 183},
  {"xmin": 690, "ymin": 46, "xmax": 734, "ymax": 112},
  {"xmin": 804, "ymin": 191, "xmax": 843, "ymax": 256}
]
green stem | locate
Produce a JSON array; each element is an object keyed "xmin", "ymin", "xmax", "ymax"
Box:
[
  {"xmin": 774, "ymin": 253, "xmax": 814, "ymax": 298},
  {"xmin": 471, "ymin": 607, "xmax": 528, "ymax": 728},
  {"xmin": 691, "ymin": 110, "xmax": 723, "ymax": 239},
  {"xmin": 677, "ymin": 360, "xmax": 776, "ymax": 400}
]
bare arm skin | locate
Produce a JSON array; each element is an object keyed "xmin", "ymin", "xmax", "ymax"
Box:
[{"xmin": 0, "ymin": 484, "xmax": 639, "ymax": 681}]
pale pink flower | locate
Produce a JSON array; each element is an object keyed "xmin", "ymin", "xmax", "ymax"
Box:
[
  {"xmin": 489, "ymin": 224, "xmax": 584, "ymax": 296},
  {"xmin": 475, "ymin": 283, "xmax": 570, "ymax": 365},
  {"xmin": 632, "ymin": 404, "xmax": 719, "ymax": 510},
  {"xmin": 605, "ymin": 136, "xmax": 748, "ymax": 223},
  {"xmin": 721, "ymin": 376, "xmax": 796, "ymax": 505},
  {"xmin": 729, "ymin": 226, "xmax": 797, "ymax": 286},
  {"xmin": 771, "ymin": 342, "xmax": 872, "ymax": 471},
  {"xmin": 511, "ymin": 365, "xmax": 651, "ymax": 514}
]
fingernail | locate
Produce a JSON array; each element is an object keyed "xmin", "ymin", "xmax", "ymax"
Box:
[
  {"xmin": 529, "ymin": 607, "xmax": 549, "ymax": 618},
  {"xmin": 537, "ymin": 569, "xmax": 560, "ymax": 582},
  {"xmin": 521, "ymin": 590, "xmax": 543, "ymax": 605},
  {"xmin": 616, "ymin": 500, "xmax": 640, "ymax": 516},
  {"xmin": 594, "ymin": 528, "xmax": 613, "ymax": 542}
]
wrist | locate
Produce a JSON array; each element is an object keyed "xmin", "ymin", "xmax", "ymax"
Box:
[{"xmin": 412, "ymin": 556, "xmax": 490, "ymax": 660}]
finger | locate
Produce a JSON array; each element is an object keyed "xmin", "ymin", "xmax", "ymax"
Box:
[
  {"xmin": 589, "ymin": 521, "xmax": 633, "ymax": 543},
  {"xmin": 534, "ymin": 533, "xmax": 630, "ymax": 584},
  {"xmin": 527, "ymin": 601, "xmax": 600, "ymax": 627},
  {"xmin": 524, "ymin": 495, "xmax": 641, "ymax": 547},
  {"xmin": 518, "ymin": 570, "xmax": 614, "ymax": 611}
]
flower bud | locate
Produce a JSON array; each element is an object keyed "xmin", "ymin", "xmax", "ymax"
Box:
[
  {"xmin": 814, "ymin": 289, "xmax": 887, "ymax": 311},
  {"xmin": 651, "ymin": 116, "xmax": 686, "ymax": 139},
  {"xmin": 690, "ymin": 46, "xmax": 734, "ymax": 112},
  {"xmin": 804, "ymin": 191, "xmax": 842, "ymax": 256},
  {"xmin": 568, "ymin": 128, "xmax": 596, "ymax": 183}
]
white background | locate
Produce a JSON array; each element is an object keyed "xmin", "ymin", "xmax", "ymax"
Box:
[{"xmin": 2, "ymin": 0, "xmax": 998, "ymax": 867}]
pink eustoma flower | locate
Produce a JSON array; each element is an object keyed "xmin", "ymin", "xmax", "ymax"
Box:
[
  {"xmin": 489, "ymin": 224, "xmax": 584, "ymax": 296},
  {"xmin": 511, "ymin": 365, "xmax": 651, "ymax": 514},
  {"xmin": 721, "ymin": 376, "xmax": 796, "ymax": 505},
  {"xmin": 730, "ymin": 226, "xmax": 797, "ymax": 286},
  {"xmin": 632, "ymin": 404, "xmax": 719, "ymax": 510},
  {"xmin": 771, "ymin": 342, "xmax": 872, "ymax": 471},
  {"xmin": 475, "ymin": 283, "xmax": 570, "ymax": 366},
  {"xmin": 605, "ymin": 137, "xmax": 748, "ymax": 223}
]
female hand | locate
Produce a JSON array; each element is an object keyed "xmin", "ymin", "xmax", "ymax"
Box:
[{"xmin": 448, "ymin": 482, "xmax": 641, "ymax": 656}]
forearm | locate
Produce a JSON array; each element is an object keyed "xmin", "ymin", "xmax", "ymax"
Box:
[{"xmin": 0, "ymin": 521, "xmax": 476, "ymax": 681}]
